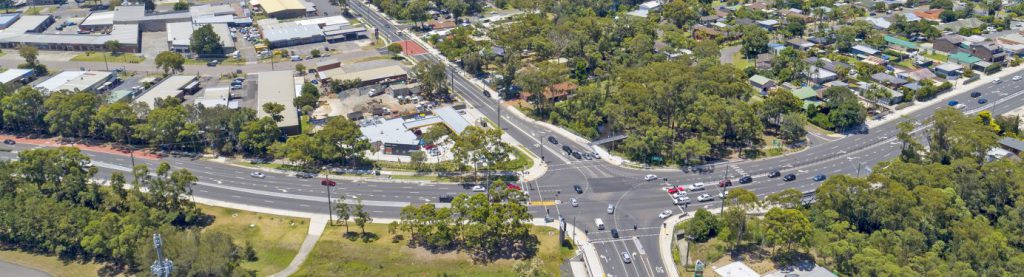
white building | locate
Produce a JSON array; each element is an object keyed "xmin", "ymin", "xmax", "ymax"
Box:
[{"xmin": 34, "ymin": 71, "xmax": 115, "ymax": 94}]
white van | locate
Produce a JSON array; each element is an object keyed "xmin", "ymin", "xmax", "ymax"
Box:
[{"xmin": 595, "ymin": 218, "xmax": 605, "ymax": 230}]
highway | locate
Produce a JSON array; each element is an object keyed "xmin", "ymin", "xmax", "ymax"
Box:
[{"xmin": 2, "ymin": 3, "xmax": 1024, "ymax": 276}]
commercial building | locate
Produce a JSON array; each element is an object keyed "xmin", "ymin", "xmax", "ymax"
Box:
[
  {"xmin": 34, "ymin": 71, "xmax": 116, "ymax": 94},
  {"xmin": 0, "ymin": 13, "xmax": 140, "ymax": 53},
  {"xmin": 135, "ymin": 75, "xmax": 200, "ymax": 108},
  {"xmin": 257, "ymin": 71, "xmax": 301, "ymax": 135},
  {"xmin": 317, "ymin": 63, "xmax": 408, "ymax": 86},
  {"xmin": 194, "ymin": 87, "xmax": 234, "ymax": 108},
  {"xmin": 0, "ymin": 68, "xmax": 33, "ymax": 86},
  {"xmin": 252, "ymin": 0, "xmax": 311, "ymax": 19},
  {"xmin": 0, "ymin": 13, "xmax": 21, "ymax": 30},
  {"xmin": 261, "ymin": 21, "xmax": 323, "ymax": 48},
  {"xmin": 167, "ymin": 22, "xmax": 235, "ymax": 55},
  {"xmin": 359, "ymin": 106, "xmax": 472, "ymax": 155}
]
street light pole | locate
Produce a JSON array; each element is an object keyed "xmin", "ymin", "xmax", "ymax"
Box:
[
  {"xmin": 720, "ymin": 164, "xmax": 730, "ymax": 214},
  {"xmin": 321, "ymin": 175, "xmax": 337, "ymax": 224}
]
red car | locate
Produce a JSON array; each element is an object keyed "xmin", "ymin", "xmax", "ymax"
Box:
[
  {"xmin": 718, "ymin": 179, "xmax": 733, "ymax": 187},
  {"xmin": 506, "ymin": 183, "xmax": 522, "ymax": 190},
  {"xmin": 668, "ymin": 187, "xmax": 680, "ymax": 194}
]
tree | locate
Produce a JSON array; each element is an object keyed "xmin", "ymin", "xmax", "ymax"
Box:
[
  {"xmin": 173, "ymin": 0, "xmax": 189, "ymax": 10},
  {"xmin": 412, "ymin": 60, "xmax": 449, "ymax": 100},
  {"xmin": 293, "ymin": 82, "xmax": 319, "ymax": 113},
  {"xmin": 764, "ymin": 208, "xmax": 812, "ymax": 252},
  {"xmin": 238, "ymin": 117, "xmax": 281, "ymax": 156},
  {"xmin": 310, "ymin": 49, "xmax": 321, "ymax": 58},
  {"xmin": 421, "ymin": 124, "xmax": 451, "ymax": 145},
  {"xmin": 513, "ymin": 259, "xmax": 549, "ymax": 277},
  {"xmin": 295, "ymin": 63, "xmax": 306, "ymax": 75},
  {"xmin": 683, "ymin": 209, "xmax": 719, "ymax": 242},
  {"xmin": 104, "ymin": 40, "xmax": 121, "ymax": 54},
  {"xmin": 155, "ymin": 51, "xmax": 185, "ymax": 75},
  {"xmin": 779, "ymin": 112, "xmax": 808, "ymax": 144},
  {"xmin": 928, "ymin": 107, "xmax": 999, "ymax": 164},
  {"xmin": 44, "ymin": 91, "xmax": 101, "ymax": 138},
  {"xmin": 335, "ymin": 200, "xmax": 351, "ymax": 233},
  {"xmin": 353, "ymin": 199, "xmax": 372, "ymax": 236},
  {"xmin": 18, "ymin": 45, "xmax": 38, "ymax": 66},
  {"xmin": 764, "ymin": 188, "xmax": 804, "ymax": 208},
  {"xmin": 1, "ymin": 86, "xmax": 45, "ymax": 132},
  {"xmin": 93, "ymin": 101, "xmax": 140, "ymax": 143},
  {"xmin": 514, "ymin": 62, "xmax": 568, "ymax": 118},
  {"xmin": 410, "ymin": 150, "xmax": 427, "ymax": 169},
  {"xmin": 133, "ymin": 97, "xmax": 194, "ymax": 149},
  {"xmin": 452, "ymin": 126, "xmax": 511, "ymax": 173},
  {"xmin": 190, "ymin": 24, "xmax": 224, "ymax": 56},
  {"xmin": 741, "ymin": 26, "xmax": 769, "ymax": 58},
  {"xmin": 402, "ymin": 0, "xmax": 429, "ymax": 28},
  {"xmin": 387, "ymin": 42, "xmax": 403, "ymax": 56},
  {"xmin": 262, "ymin": 102, "xmax": 285, "ymax": 122}
]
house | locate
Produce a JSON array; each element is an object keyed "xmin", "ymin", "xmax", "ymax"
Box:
[
  {"xmin": 865, "ymin": 17, "xmax": 891, "ymax": 29},
  {"xmin": 934, "ymin": 63, "xmax": 963, "ymax": 77},
  {"xmin": 693, "ymin": 25, "xmax": 721, "ymax": 40},
  {"xmin": 715, "ymin": 261, "xmax": 759, "ymax": 277},
  {"xmin": 768, "ymin": 42, "xmax": 786, "ymax": 54},
  {"xmin": 807, "ymin": 66, "xmax": 838, "ymax": 84},
  {"xmin": 756, "ymin": 53, "xmax": 774, "ymax": 70},
  {"xmin": 884, "ymin": 35, "xmax": 918, "ymax": 51},
  {"xmin": 939, "ymin": 18, "xmax": 983, "ymax": 32},
  {"xmin": 756, "ymin": 19, "xmax": 780, "ymax": 30},
  {"xmin": 749, "ymin": 75, "xmax": 776, "ymax": 92},
  {"xmin": 903, "ymin": 12, "xmax": 921, "ymax": 22},
  {"xmin": 934, "ymin": 34, "xmax": 967, "ymax": 54},
  {"xmin": 851, "ymin": 44, "xmax": 880, "ymax": 56},
  {"xmin": 520, "ymin": 82, "xmax": 577, "ymax": 103},
  {"xmin": 912, "ymin": 9, "xmax": 943, "ymax": 22},
  {"xmin": 996, "ymin": 32, "xmax": 1024, "ymax": 56},
  {"xmin": 970, "ymin": 41, "xmax": 1007, "ymax": 63},
  {"xmin": 787, "ymin": 38, "xmax": 815, "ymax": 50},
  {"xmin": 948, "ymin": 52, "xmax": 982, "ymax": 65},
  {"xmin": 805, "ymin": 57, "xmax": 850, "ymax": 74},
  {"xmin": 425, "ymin": 19, "xmax": 456, "ymax": 31},
  {"xmin": 257, "ymin": 71, "xmax": 301, "ymax": 135},
  {"xmin": 627, "ymin": 1, "xmax": 661, "ymax": 17},
  {"xmin": 999, "ymin": 137, "xmax": 1024, "ymax": 155},
  {"xmin": 698, "ymin": 15, "xmax": 720, "ymax": 24},
  {"xmin": 987, "ymin": 147, "xmax": 1015, "ymax": 162},
  {"xmin": 791, "ymin": 86, "xmax": 822, "ymax": 108},
  {"xmin": 897, "ymin": 68, "xmax": 937, "ymax": 81},
  {"xmin": 871, "ymin": 72, "xmax": 908, "ymax": 87}
]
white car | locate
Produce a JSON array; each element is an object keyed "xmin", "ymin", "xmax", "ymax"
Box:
[
  {"xmin": 697, "ymin": 194, "xmax": 714, "ymax": 202},
  {"xmin": 592, "ymin": 152, "xmax": 601, "ymax": 159},
  {"xmin": 672, "ymin": 192, "xmax": 687, "ymax": 199},
  {"xmin": 688, "ymin": 182, "xmax": 706, "ymax": 191},
  {"xmin": 80, "ymin": 160, "xmax": 94, "ymax": 168},
  {"xmin": 719, "ymin": 191, "xmax": 730, "ymax": 199},
  {"xmin": 644, "ymin": 174, "xmax": 658, "ymax": 181},
  {"xmin": 570, "ymin": 198, "xmax": 579, "ymax": 207},
  {"xmin": 673, "ymin": 196, "xmax": 691, "ymax": 205},
  {"xmin": 658, "ymin": 209, "xmax": 673, "ymax": 219},
  {"xmin": 993, "ymin": 78, "xmax": 1003, "ymax": 84},
  {"xmin": 249, "ymin": 172, "xmax": 266, "ymax": 178},
  {"xmin": 1014, "ymin": 75, "xmax": 1022, "ymax": 81},
  {"xmin": 955, "ymin": 103, "xmax": 967, "ymax": 110},
  {"xmin": 471, "ymin": 185, "xmax": 486, "ymax": 192}
]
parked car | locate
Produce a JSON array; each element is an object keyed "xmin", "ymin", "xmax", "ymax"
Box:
[
  {"xmin": 583, "ymin": 153, "xmax": 593, "ymax": 160},
  {"xmin": 718, "ymin": 191, "xmax": 729, "ymax": 199},
  {"xmin": 571, "ymin": 198, "xmax": 579, "ymax": 207},
  {"xmin": 688, "ymin": 182, "xmax": 705, "ymax": 191},
  {"xmin": 658, "ymin": 210, "xmax": 673, "ymax": 219},
  {"xmin": 668, "ymin": 186, "xmax": 681, "ymax": 194},
  {"xmin": 738, "ymin": 176, "xmax": 753, "ymax": 184},
  {"xmin": 548, "ymin": 136, "xmax": 558, "ymax": 144},
  {"xmin": 1014, "ymin": 76, "xmax": 1022, "ymax": 81},
  {"xmin": 562, "ymin": 145, "xmax": 572, "ymax": 153},
  {"xmin": 948, "ymin": 100, "xmax": 959, "ymax": 106},
  {"xmin": 697, "ymin": 194, "xmax": 714, "ymax": 202},
  {"xmin": 207, "ymin": 60, "xmax": 219, "ymax": 66},
  {"xmin": 607, "ymin": 204, "xmax": 615, "ymax": 214},
  {"xmin": 622, "ymin": 252, "xmax": 632, "ymax": 264},
  {"xmin": 768, "ymin": 170, "xmax": 781, "ymax": 178},
  {"xmin": 250, "ymin": 171, "xmax": 265, "ymax": 178},
  {"xmin": 813, "ymin": 174, "xmax": 827, "ymax": 181},
  {"xmin": 438, "ymin": 194, "xmax": 455, "ymax": 203},
  {"xmin": 971, "ymin": 91, "xmax": 982, "ymax": 98},
  {"xmin": 783, "ymin": 174, "xmax": 796, "ymax": 181},
  {"xmin": 471, "ymin": 185, "xmax": 486, "ymax": 192},
  {"xmin": 644, "ymin": 174, "xmax": 658, "ymax": 181},
  {"xmin": 2, "ymin": 139, "xmax": 14, "ymax": 145},
  {"xmin": 994, "ymin": 78, "xmax": 1003, "ymax": 84},
  {"xmin": 955, "ymin": 103, "xmax": 967, "ymax": 109},
  {"xmin": 978, "ymin": 98, "xmax": 988, "ymax": 104},
  {"xmin": 230, "ymin": 84, "xmax": 243, "ymax": 90},
  {"xmin": 574, "ymin": 184, "xmax": 584, "ymax": 194},
  {"xmin": 611, "ymin": 228, "xmax": 620, "ymax": 238}
]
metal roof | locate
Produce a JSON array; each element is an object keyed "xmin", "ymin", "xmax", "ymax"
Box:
[
  {"xmin": 884, "ymin": 35, "xmax": 918, "ymax": 49},
  {"xmin": 136, "ymin": 75, "xmax": 198, "ymax": 107},
  {"xmin": 0, "ymin": 68, "xmax": 31, "ymax": 84},
  {"xmin": 195, "ymin": 87, "xmax": 231, "ymax": 108},
  {"xmin": 262, "ymin": 22, "xmax": 322, "ymax": 43},
  {"xmin": 81, "ymin": 11, "xmax": 114, "ymax": 27},
  {"xmin": 359, "ymin": 117, "xmax": 420, "ymax": 146},
  {"xmin": 35, "ymin": 71, "xmax": 113, "ymax": 94},
  {"xmin": 791, "ymin": 86, "xmax": 817, "ymax": 100},
  {"xmin": 320, "ymin": 65, "xmax": 407, "ymax": 82},
  {"xmin": 433, "ymin": 106, "xmax": 470, "ymax": 134},
  {"xmin": 5, "ymin": 15, "xmax": 49, "ymax": 33},
  {"xmin": 1000, "ymin": 137, "xmax": 1024, "ymax": 152},
  {"xmin": 257, "ymin": 71, "xmax": 299, "ymax": 129},
  {"xmin": 257, "ymin": 0, "xmax": 306, "ymax": 15}
]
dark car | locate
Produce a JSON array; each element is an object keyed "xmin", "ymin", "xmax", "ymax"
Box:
[
  {"xmin": 813, "ymin": 174, "xmax": 827, "ymax": 181},
  {"xmin": 738, "ymin": 176, "xmax": 753, "ymax": 184},
  {"xmin": 783, "ymin": 174, "xmax": 796, "ymax": 181},
  {"xmin": 768, "ymin": 170, "xmax": 781, "ymax": 178},
  {"xmin": 295, "ymin": 172, "xmax": 315, "ymax": 178},
  {"xmin": 583, "ymin": 153, "xmax": 593, "ymax": 160},
  {"xmin": 206, "ymin": 60, "xmax": 219, "ymax": 67},
  {"xmin": 548, "ymin": 136, "xmax": 558, "ymax": 144},
  {"xmin": 482, "ymin": 90, "xmax": 491, "ymax": 98},
  {"xmin": 978, "ymin": 98, "xmax": 988, "ymax": 104},
  {"xmin": 2, "ymin": 139, "xmax": 14, "ymax": 145},
  {"xmin": 439, "ymin": 194, "xmax": 455, "ymax": 203},
  {"xmin": 947, "ymin": 100, "xmax": 959, "ymax": 106},
  {"xmin": 572, "ymin": 151, "xmax": 582, "ymax": 159},
  {"xmin": 971, "ymin": 91, "xmax": 982, "ymax": 98},
  {"xmin": 718, "ymin": 179, "xmax": 732, "ymax": 187},
  {"xmin": 562, "ymin": 145, "xmax": 572, "ymax": 154},
  {"xmin": 610, "ymin": 229, "xmax": 620, "ymax": 238},
  {"xmin": 574, "ymin": 184, "xmax": 583, "ymax": 194}
]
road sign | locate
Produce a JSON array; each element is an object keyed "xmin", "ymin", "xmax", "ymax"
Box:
[{"xmin": 694, "ymin": 260, "xmax": 705, "ymax": 277}]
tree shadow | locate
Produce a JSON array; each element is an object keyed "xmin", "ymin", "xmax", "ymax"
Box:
[
  {"xmin": 770, "ymin": 249, "xmax": 816, "ymax": 269},
  {"xmin": 344, "ymin": 232, "xmax": 380, "ymax": 243}
]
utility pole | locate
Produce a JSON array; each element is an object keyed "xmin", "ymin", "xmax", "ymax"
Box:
[
  {"xmin": 321, "ymin": 176, "xmax": 337, "ymax": 223},
  {"xmin": 150, "ymin": 233, "xmax": 173, "ymax": 277},
  {"xmin": 720, "ymin": 165, "xmax": 730, "ymax": 214}
]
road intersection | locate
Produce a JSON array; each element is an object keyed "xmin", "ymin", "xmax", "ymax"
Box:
[{"xmin": 4, "ymin": 2, "xmax": 1024, "ymax": 275}]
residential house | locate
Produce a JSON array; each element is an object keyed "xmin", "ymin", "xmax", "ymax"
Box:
[
  {"xmin": 805, "ymin": 57, "xmax": 850, "ymax": 75},
  {"xmin": 763, "ymin": 263, "xmax": 838, "ymax": 277},
  {"xmin": 996, "ymin": 32, "xmax": 1024, "ymax": 56},
  {"xmin": 698, "ymin": 15, "xmax": 720, "ymax": 24},
  {"xmin": 897, "ymin": 67, "xmax": 937, "ymax": 81},
  {"xmin": 948, "ymin": 52, "xmax": 982, "ymax": 65},
  {"xmin": 851, "ymin": 44, "xmax": 880, "ymax": 56},
  {"xmin": 884, "ymin": 35, "xmax": 919, "ymax": 52},
  {"xmin": 749, "ymin": 75, "xmax": 776, "ymax": 92},
  {"xmin": 939, "ymin": 18, "xmax": 983, "ymax": 33},
  {"xmin": 934, "ymin": 34, "xmax": 967, "ymax": 54},
  {"xmin": 903, "ymin": 12, "xmax": 921, "ymax": 22},
  {"xmin": 520, "ymin": 82, "xmax": 577, "ymax": 103},
  {"xmin": 999, "ymin": 137, "xmax": 1024, "ymax": 155},
  {"xmin": 693, "ymin": 25, "xmax": 721, "ymax": 40},
  {"xmin": 757, "ymin": 19, "xmax": 779, "ymax": 30},
  {"xmin": 787, "ymin": 38, "xmax": 815, "ymax": 50},
  {"xmin": 627, "ymin": 0, "xmax": 661, "ymax": 17},
  {"xmin": 756, "ymin": 53, "xmax": 774, "ymax": 70},
  {"xmin": 806, "ymin": 66, "xmax": 838, "ymax": 84},
  {"xmin": 934, "ymin": 63, "xmax": 963, "ymax": 77},
  {"xmin": 808, "ymin": 35, "xmax": 834, "ymax": 45},
  {"xmin": 768, "ymin": 42, "xmax": 786, "ymax": 54},
  {"xmin": 970, "ymin": 41, "xmax": 1007, "ymax": 63},
  {"xmin": 865, "ymin": 17, "xmax": 892, "ymax": 29},
  {"xmin": 871, "ymin": 72, "xmax": 908, "ymax": 87},
  {"xmin": 912, "ymin": 9, "xmax": 943, "ymax": 22},
  {"xmin": 791, "ymin": 86, "xmax": 822, "ymax": 109}
]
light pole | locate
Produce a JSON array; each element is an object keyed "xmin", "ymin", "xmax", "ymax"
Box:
[
  {"xmin": 720, "ymin": 164, "xmax": 730, "ymax": 214},
  {"xmin": 321, "ymin": 176, "xmax": 337, "ymax": 223}
]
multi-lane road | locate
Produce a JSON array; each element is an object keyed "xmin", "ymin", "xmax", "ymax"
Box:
[{"xmin": 3, "ymin": 2, "xmax": 1024, "ymax": 276}]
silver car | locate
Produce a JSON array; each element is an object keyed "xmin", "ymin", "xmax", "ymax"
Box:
[
  {"xmin": 622, "ymin": 252, "xmax": 632, "ymax": 264},
  {"xmin": 607, "ymin": 204, "xmax": 615, "ymax": 214},
  {"xmin": 571, "ymin": 198, "xmax": 579, "ymax": 207}
]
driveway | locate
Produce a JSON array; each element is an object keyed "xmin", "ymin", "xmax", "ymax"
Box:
[{"xmin": 720, "ymin": 45, "xmax": 741, "ymax": 65}]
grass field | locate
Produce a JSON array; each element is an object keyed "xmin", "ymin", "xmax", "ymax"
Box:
[
  {"xmin": 0, "ymin": 250, "xmax": 103, "ymax": 277},
  {"xmin": 198, "ymin": 204, "xmax": 309, "ymax": 276},
  {"xmin": 71, "ymin": 52, "xmax": 146, "ymax": 64},
  {"xmin": 292, "ymin": 223, "xmax": 574, "ymax": 276},
  {"xmin": 730, "ymin": 51, "xmax": 753, "ymax": 69}
]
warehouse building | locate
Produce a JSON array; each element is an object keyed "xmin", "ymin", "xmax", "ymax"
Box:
[
  {"xmin": 194, "ymin": 87, "xmax": 234, "ymax": 108},
  {"xmin": 0, "ymin": 12, "xmax": 139, "ymax": 53},
  {"xmin": 35, "ymin": 71, "xmax": 116, "ymax": 94},
  {"xmin": 0, "ymin": 68, "xmax": 33, "ymax": 86},
  {"xmin": 0, "ymin": 13, "xmax": 21, "ymax": 30},
  {"xmin": 167, "ymin": 22, "xmax": 235, "ymax": 55},
  {"xmin": 317, "ymin": 64, "xmax": 408, "ymax": 86},
  {"xmin": 261, "ymin": 21, "xmax": 323, "ymax": 48},
  {"xmin": 252, "ymin": 0, "xmax": 312, "ymax": 19},
  {"xmin": 135, "ymin": 75, "xmax": 200, "ymax": 108},
  {"xmin": 257, "ymin": 71, "xmax": 301, "ymax": 135}
]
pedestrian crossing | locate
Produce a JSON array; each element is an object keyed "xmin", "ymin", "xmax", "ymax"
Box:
[{"xmin": 729, "ymin": 164, "xmax": 746, "ymax": 177}]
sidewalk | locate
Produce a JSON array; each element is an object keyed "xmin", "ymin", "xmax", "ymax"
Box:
[
  {"xmin": 533, "ymin": 219, "xmax": 605, "ymax": 277},
  {"xmin": 0, "ymin": 134, "xmax": 162, "ymax": 160}
]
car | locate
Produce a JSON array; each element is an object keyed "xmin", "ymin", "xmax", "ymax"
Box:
[
  {"xmin": 583, "ymin": 153, "xmax": 593, "ymax": 160},
  {"xmin": 1015, "ymin": 76, "xmax": 1022, "ymax": 81},
  {"xmin": 438, "ymin": 194, "xmax": 455, "ymax": 203},
  {"xmin": 2, "ymin": 139, "xmax": 14, "ymax": 145},
  {"xmin": 547, "ymin": 136, "xmax": 558, "ymax": 144},
  {"xmin": 230, "ymin": 84, "xmax": 243, "ymax": 90},
  {"xmin": 978, "ymin": 98, "xmax": 988, "ymax": 104},
  {"xmin": 768, "ymin": 170, "xmax": 781, "ymax": 178},
  {"xmin": 644, "ymin": 174, "xmax": 658, "ymax": 181},
  {"xmin": 955, "ymin": 103, "xmax": 967, "ymax": 110},
  {"xmin": 207, "ymin": 60, "xmax": 219, "ymax": 66},
  {"xmin": 295, "ymin": 172, "xmax": 315, "ymax": 178},
  {"xmin": 971, "ymin": 91, "xmax": 982, "ymax": 98},
  {"xmin": 783, "ymin": 174, "xmax": 796, "ymax": 181},
  {"xmin": 667, "ymin": 186, "xmax": 680, "ymax": 194},
  {"xmin": 993, "ymin": 78, "xmax": 1002, "ymax": 84},
  {"xmin": 948, "ymin": 100, "xmax": 959, "ymax": 106},
  {"xmin": 813, "ymin": 174, "xmax": 827, "ymax": 181},
  {"xmin": 719, "ymin": 191, "xmax": 730, "ymax": 199},
  {"xmin": 250, "ymin": 172, "xmax": 266, "ymax": 178},
  {"xmin": 607, "ymin": 204, "xmax": 615, "ymax": 214},
  {"xmin": 592, "ymin": 152, "xmax": 601, "ymax": 159},
  {"xmin": 689, "ymin": 182, "xmax": 706, "ymax": 191},
  {"xmin": 572, "ymin": 151, "xmax": 582, "ymax": 159},
  {"xmin": 672, "ymin": 191, "xmax": 687, "ymax": 199},
  {"xmin": 482, "ymin": 90, "xmax": 491, "ymax": 98},
  {"xmin": 562, "ymin": 145, "xmax": 572, "ymax": 153},
  {"xmin": 571, "ymin": 198, "xmax": 579, "ymax": 207},
  {"xmin": 471, "ymin": 185, "xmax": 486, "ymax": 192},
  {"xmin": 610, "ymin": 228, "xmax": 619, "ymax": 238},
  {"xmin": 697, "ymin": 194, "xmax": 714, "ymax": 202},
  {"xmin": 506, "ymin": 183, "xmax": 522, "ymax": 191},
  {"xmin": 718, "ymin": 179, "xmax": 732, "ymax": 187},
  {"xmin": 659, "ymin": 210, "xmax": 673, "ymax": 219},
  {"xmin": 673, "ymin": 196, "xmax": 691, "ymax": 205},
  {"xmin": 80, "ymin": 160, "xmax": 93, "ymax": 168},
  {"xmin": 738, "ymin": 176, "xmax": 753, "ymax": 184},
  {"xmin": 622, "ymin": 252, "xmax": 632, "ymax": 264},
  {"xmin": 574, "ymin": 184, "xmax": 584, "ymax": 194}
]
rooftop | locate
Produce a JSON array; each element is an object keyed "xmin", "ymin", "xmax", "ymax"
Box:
[
  {"xmin": 935, "ymin": 62, "xmax": 963, "ymax": 72},
  {"xmin": 0, "ymin": 68, "xmax": 32, "ymax": 84},
  {"xmin": 359, "ymin": 117, "xmax": 420, "ymax": 146},
  {"xmin": 262, "ymin": 22, "xmax": 323, "ymax": 42},
  {"xmin": 195, "ymin": 87, "xmax": 231, "ymax": 108},
  {"xmin": 136, "ymin": 75, "xmax": 199, "ymax": 107},
  {"xmin": 792, "ymin": 86, "xmax": 817, "ymax": 99},
  {"xmin": 948, "ymin": 52, "xmax": 982, "ymax": 64},
  {"xmin": 257, "ymin": 71, "xmax": 299, "ymax": 129},
  {"xmin": 749, "ymin": 74, "xmax": 772, "ymax": 85},
  {"xmin": 0, "ymin": 13, "xmax": 19, "ymax": 27},
  {"xmin": 258, "ymin": 0, "xmax": 306, "ymax": 14},
  {"xmin": 34, "ymin": 71, "xmax": 113, "ymax": 94},
  {"xmin": 433, "ymin": 106, "xmax": 470, "ymax": 134},
  {"xmin": 5, "ymin": 15, "xmax": 50, "ymax": 33},
  {"xmin": 319, "ymin": 65, "xmax": 408, "ymax": 82},
  {"xmin": 81, "ymin": 11, "xmax": 114, "ymax": 27},
  {"xmin": 715, "ymin": 262, "xmax": 760, "ymax": 277},
  {"xmin": 1000, "ymin": 137, "xmax": 1024, "ymax": 152},
  {"xmin": 884, "ymin": 35, "xmax": 918, "ymax": 49}
]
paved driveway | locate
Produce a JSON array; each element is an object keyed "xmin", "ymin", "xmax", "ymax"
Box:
[{"xmin": 720, "ymin": 45, "xmax": 741, "ymax": 65}]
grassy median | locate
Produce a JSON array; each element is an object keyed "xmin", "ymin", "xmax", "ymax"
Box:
[
  {"xmin": 293, "ymin": 223, "xmax": 574, "ymax": 276},
  {"xmin": 71, "ymin": 52, "xmax": 146, "ymax": 64}
]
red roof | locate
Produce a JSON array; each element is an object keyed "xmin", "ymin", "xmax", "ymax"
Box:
[{"xmin": 913, "ymin": 9, "xmax": 943, "ymax": 21}]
